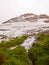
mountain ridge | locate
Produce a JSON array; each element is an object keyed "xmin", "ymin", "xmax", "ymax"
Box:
[
  {"xmin": 0, "ymin": 13, "xmax": 49, "ymax": 42},
  {"xmin": 3, "ymin": 13, "xmax": 49, "ymax": 24}
]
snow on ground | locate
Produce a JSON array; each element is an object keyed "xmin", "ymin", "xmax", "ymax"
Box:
[
  {"xmin": 0, "ymin": 18, "xmax": 49, "ymax": 50},
  {"xmin": 21, "ymin": 36, "xmax": 35, "ymax": 51},
  {"xmin": 0, "ymin": 19, "xmax": 49, "ymax": 38}
]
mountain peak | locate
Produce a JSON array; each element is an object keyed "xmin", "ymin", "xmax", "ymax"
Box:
[{"xmin": 3, "ymin": 13, "xmax": 49, "ymax": 24}]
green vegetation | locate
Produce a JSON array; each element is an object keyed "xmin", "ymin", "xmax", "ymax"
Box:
[
  {"xmin": 0, "ymin": 35, "xmax": 30, "ymax": 65},
  {"xmin": 28, "ymin": 33, "xmax": 49, "ymax": 65},
  {"xmin": 0, "ymin": 46, "xmax": 30, "ymax": 65},
  {"xmin": 0, "ymin": 33, "xmax": 49, "ymax": 65},
  {"xmin": 0, "ymin": 35, "xmax": 28, "ymax": 48},
  {"xmin": 36, "ymin": 33, "xmax": 49, "ymax": 45}
]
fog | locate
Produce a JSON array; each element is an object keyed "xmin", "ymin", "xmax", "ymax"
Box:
[{"xmin": 0, "ymin": 0, "xmax": 49, "ymax": 22}]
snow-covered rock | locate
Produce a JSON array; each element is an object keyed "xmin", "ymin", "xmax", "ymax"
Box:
[{"xmin": 0, "ymin": 13, "xmax": 49, "ymax": 41}]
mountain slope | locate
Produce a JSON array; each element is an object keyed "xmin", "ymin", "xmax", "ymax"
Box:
[{"xmin": 0, "ymin": 13, "xmax": 49, "ymax": 42}]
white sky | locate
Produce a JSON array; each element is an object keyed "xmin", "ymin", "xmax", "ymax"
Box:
[{"xmin": 0, "ymin": 0, "xmax": 49, "ymax": 22}]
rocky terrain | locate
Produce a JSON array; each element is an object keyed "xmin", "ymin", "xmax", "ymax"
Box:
[
  {"xmin": 0, "ymin": 13, "xmax": 49, "ymax": 50},
  {"xmin": 0, "ymin": 13, "xmax": 49, "ymax": 65}
]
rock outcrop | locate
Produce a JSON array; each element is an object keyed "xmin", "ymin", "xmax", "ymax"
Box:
[{"xmin": 39, "ymin": 14, "xmax": 49, "ymax": 19}]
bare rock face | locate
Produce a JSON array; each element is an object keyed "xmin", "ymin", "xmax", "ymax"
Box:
[
  {"xmin": 11, "ymin": 17, "xmax": 20, "ymax": 22},
  {"xmin": 39, "ymin": 14, "xmax": 49, "ymax": 19},
  {"xmin": 25, "ymin": 15, "xmax": 38, "ymax": 22},
  {"xmin": 3, "ymin": 13, "xmax": 39, "ymax": 24},
  {"xmin": 3, "ymin": 13, "xmax": 49, "ymax": 24},
  {"xmin": 19, "ymin": 13, "xmax": 35, "ymax": 17},
  {"xmin": 3, "ymin": 17, "xmax": 24, "ymax": 24},
  {"xmin": 44, "ymin": 19, "xmax": 49, "ymax": 23},
  {"xmin": 19, "ymin": 13, "xmax": 38, "ymax": 22},
  {"xmin": 3, "ymin": 20, "xmax": 14, "ymax": 24}
]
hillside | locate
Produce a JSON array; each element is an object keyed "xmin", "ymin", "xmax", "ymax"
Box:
[
  {"xmin": 0, "ymin": 13, "xmax": 49, "ymax": 65},
  {"xmin": 0, "ymin": 13, "xmax": 49, "ymax": 41}
]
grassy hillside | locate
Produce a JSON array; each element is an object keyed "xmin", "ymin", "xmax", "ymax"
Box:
[
  {"xmin": 28, "ymin": 33, "xmax": 49, "ymax": 65},
  {"xmin": 0, "ymin": 33, "xmax": 49, "ymax": 65},
  {"xmin": 0, "ymin": 46, "xmax": 30, "ymax": 65},
  {"xmin": 0, "ymin": 35, "xmax": 28, "ymax": 48},
  {"xmin": 0, "ymin": 35, "xmax": 30, "ymax": 65}
]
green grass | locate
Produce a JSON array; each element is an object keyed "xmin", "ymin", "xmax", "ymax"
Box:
[
  {"xmin": 28, "ymin": 33, "xmax": 49, "ymax": 65},
  {"xmin": 0, "ymin": 46, "xmax": 30, "ymax": 65},
  {"xmin": 36, "ymin": 33, "xmax": 49, "ymax": 45},
  {"xmin": 0, "ymin": 35, "xmax": 28, "ymax": 48},
  {"xmin": 0, "ymin": 35, "xmax": 30, "ymax": 65},
  {"xmin": 0, "ymin": 33, "xmax": 49, "ymax": 65}
]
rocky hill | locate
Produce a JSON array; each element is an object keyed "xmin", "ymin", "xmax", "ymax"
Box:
[{"xmin": 0, "ymin": 13, "xmax": 49, "ymax": 42}]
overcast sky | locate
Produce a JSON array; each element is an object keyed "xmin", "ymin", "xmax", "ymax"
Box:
[{"xmin": 0, "ymin": 0, "xmax": 49, "ymax": 22}]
